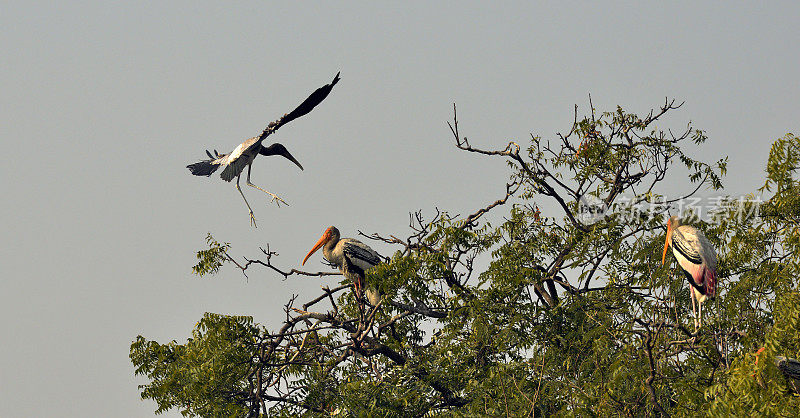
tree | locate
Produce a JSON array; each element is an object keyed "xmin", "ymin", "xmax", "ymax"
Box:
[{"xmin": 131, "ymin": 102, "xmax": 800, "ymax": 416}]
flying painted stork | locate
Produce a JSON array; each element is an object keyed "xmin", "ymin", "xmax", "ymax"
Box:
[
  {"xmin": 661, "ymin": 216, "xmax": 718, "ymax": 330},
  {"xmin": 302, "ymin": 226, "xmax": 383, "ymax": 306},
  {"xmin": 187, "ymin": 141, "xmax": 303, "ymax": 226},
  {"xmin": 187, "ymin": 72, "xmax": 340, "ymax": 226}
]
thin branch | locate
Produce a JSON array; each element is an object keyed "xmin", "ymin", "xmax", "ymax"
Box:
[{"xmin": 229, "ymin": 244, "xmax": 342, "ymax": 279}]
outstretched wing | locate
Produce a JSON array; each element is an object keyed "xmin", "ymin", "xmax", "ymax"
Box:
[
  {"xmin": 256, "ymin": 72, "xmax": 341, "ymax": 142},
  {"xmin": 283, "ymin": 72, "xmax": 340, "ymax": 125}
]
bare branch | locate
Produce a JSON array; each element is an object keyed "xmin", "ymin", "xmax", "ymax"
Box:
[{"xmin": 227, "ymin": 244, "xmax": 342, "ymax": 279}]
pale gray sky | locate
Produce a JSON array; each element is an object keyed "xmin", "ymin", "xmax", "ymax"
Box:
[{"xmin": 1, "ymin": 2, "xmax": 798, "ymax": 416}]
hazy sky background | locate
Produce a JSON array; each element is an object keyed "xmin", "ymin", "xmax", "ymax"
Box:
[{"xmin": 2, "ymin": 2, "xmax": 798, "ymax": 416}]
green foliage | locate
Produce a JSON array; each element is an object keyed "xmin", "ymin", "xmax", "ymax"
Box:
[
  {"xmin": 132, "ymin": 104, "xmax": 799, "ymax": 416},
  {"xmin": 191, "ymin": 233, "xmax": 230, "ymax": 277},
  {"xmin": 762, "ymin": 134, "xmax": 800, "ymax": 193},
  {"xmin": 707, "ymin": 292, "xmax": 800, "ymax": 417},
  {"xmin": 130, "ymin": 313, "xmax": 259, "ymax": 417}
]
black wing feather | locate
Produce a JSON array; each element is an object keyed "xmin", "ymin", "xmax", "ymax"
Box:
[
  {"xmin": 255, "ymin": 72, "xmax": 341, "ymax": 143},
  {"xmin": 282, "ymin": 72, "xmax": 340, "ymax": 125},
  {"xmin": 343, "ymin": 242, "xmax": 382, "ymax": 268},
  {"xmin": 777, "ymin": 356, "xmax": 800, "ymax": 380}
]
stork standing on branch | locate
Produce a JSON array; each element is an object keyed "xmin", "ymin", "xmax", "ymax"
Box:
[
  {"xmin": 661, "ymin": 215, "xmax": 718, "ymax": 331},
  {"xmin": 187, "ymin": 72, "xmax": 341, "ymax": 226},
  {"xmin": 302, "ymin": 226, "xmax": 383, "ymax": 306}
]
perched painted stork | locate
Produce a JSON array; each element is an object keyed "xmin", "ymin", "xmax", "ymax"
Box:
[
  {"xmin": 187, "ymin": 72, "xmax": 340, "ymax": 226},
  {"xmin": 662, "ymin": 216, "xmax": 718, "ymax": 330},
  {"xmin": 302, "ymin": 226, "xmax": 383, "ymax": 306}
]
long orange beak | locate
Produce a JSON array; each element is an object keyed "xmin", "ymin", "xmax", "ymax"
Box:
[
  {"xmin": 302, "ymin": 232, "xmax": 329, "ymax": 266},
  {"xmin": 661, "ymin": 223, "xmax": 672, "ymax": 265}
]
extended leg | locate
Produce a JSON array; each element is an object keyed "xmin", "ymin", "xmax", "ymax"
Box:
[
  {"xmin": 690, "ymin": 288, "xmax": 698, "ymax": 331},
  {"xmin": 354, "ymin": 275, "xmax": 364, "ymax": 298},
  {"xmin": 245, "ymin": 164, "xmax": 289, "ymax": 207},
  {"xmin": 697, "ymin": 299, "xmax": 703, "ymax": 329},
  {"xmin": 236, "ymin": 175, "xmax": 257, "ymax": 227}
]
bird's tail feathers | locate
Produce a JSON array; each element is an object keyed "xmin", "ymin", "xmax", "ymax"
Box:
[
  {"xmin": 187, "ymin": 159, "xmax": 219, "ymax": 176},
  {"xmin": 704, "ymin": 268, "xmax": 717, "ymax": 299}
]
